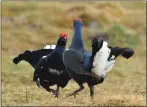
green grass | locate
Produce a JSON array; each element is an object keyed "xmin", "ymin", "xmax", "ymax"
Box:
[{"xmin": 2, "ymin": 1, "xmax": 146, "ymax": 106}]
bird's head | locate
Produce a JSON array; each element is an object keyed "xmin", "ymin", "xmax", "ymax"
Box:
[
  {"xmin": 73, "ymin": 19, "xmax": 83, "ymax": 28},
  {"xmin": 57, "ymin": 33, "xmax": 68, "ymax": 46},
  {"xmin": 91, "ymin": 37, "xmax": 104, "ymax": 54},
  {"xmin": 13, "ymin": 50, "xmax": 31, "ymax": 64}
]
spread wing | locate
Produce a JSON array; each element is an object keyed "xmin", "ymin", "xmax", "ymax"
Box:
[{"xmin": 63, "ymin": 49, "xmax": 86, "ymax": 74}]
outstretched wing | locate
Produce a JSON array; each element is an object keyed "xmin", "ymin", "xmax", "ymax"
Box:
[{"xmin": 63, "ymin": 49, "xmax": 86, "ymax": 74}]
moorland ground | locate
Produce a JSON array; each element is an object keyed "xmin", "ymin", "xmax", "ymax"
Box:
[{"xmin": 2, "ymin": 1, "xmax": 146, "ymax": 106}]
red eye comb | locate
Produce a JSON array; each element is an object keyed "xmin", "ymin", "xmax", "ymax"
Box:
[
  {"xmin": 59, "ymin": 33, "xmax": 64, "ymax": 37},
  {"xmin": 64, "ymin": 33, "xmax": 68, "ymax": 37},
  {"xmin": 59, "ymin": 33, "xmax": 68, "ymax": 37}
]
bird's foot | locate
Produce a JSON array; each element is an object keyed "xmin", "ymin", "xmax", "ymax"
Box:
[
  {"xmin": 90, "ymin": 96, "xmax": 95, "ymax": 104},
  {"xmin": 54, "ymin": 91, "xmax": 59, "ymax": 98},
  {"xmin": 49, "ymin": 89, "xmax": 59, "ymax": 98},
  {"xmin": 91, "ymin": 96, "xmax": 94, "ymax": 101},
  {"xmin": 36, "ymin": 78, "xmax": 41, "ymax": 88},
  {"xmin": 66, "ymin": 85, "xmax": 84, "ymax": 98},
  {"xmin": 66, "ymin": 91, "xmax": 79, "ymax": 98}
]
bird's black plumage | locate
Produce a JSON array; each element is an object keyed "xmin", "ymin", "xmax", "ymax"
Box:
[{"xmin": 34, "ymin": 33, "xmax": 71, "ymax": 97}]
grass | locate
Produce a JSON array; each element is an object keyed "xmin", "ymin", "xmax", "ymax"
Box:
[{"xmin": 2, "ymin": 1, "xmax": 146, "ymax": 106}]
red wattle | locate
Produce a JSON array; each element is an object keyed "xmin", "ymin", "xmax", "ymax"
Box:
[
  {"xmin": 59, "ymin": 33, "xmax": 68, "ymax": 37},
  {"xmin": 59, "ymin": 33, "xmax": 64, "ymax": 37}
]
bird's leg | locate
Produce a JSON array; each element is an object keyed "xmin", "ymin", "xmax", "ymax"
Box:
[
  {"xmin": 88, "ymin": 85, "xmax": 94, "ymax": 101},
  {"xmin": 43, "ymin": 85, "xmax": 57, "ymax": 96},
  {"xmin": 44, "ymin": 87, "xmax": 58, "ymax": 96},
  {"xmin": 49, "ymin": 88, "xmax": 58, "ymax": 95},
  {"xmin": 54, "ymin": 85, "xmax": 60, "ymax": 98},
  {"xmin": 40, "ymin": 80, "xmax": 57, "ymax": 96},
  {"xmin": 66, "ymin": 84, "xmax": 84, "ymax": 98}
]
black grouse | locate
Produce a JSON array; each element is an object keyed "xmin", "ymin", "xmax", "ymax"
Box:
[
  {"xmin": 63, "ymin": 19, "xmax": 134, "ymax": 99},
  {"xmin": 34, "ymin": 33, "xmax": 71, "ymax": 97}
]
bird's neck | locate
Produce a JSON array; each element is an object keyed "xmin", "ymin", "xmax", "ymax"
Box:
[
  {"xmin": 55, "ymin": 45, "xmax": 65, "ymax": 54},
  {"xmin": 69, "ymin": 26, "xmax": 84, "ymax": 50}
]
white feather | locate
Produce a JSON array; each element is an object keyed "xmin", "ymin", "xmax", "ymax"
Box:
[
  {"xmin": 51, "ymin": 45, "xmax": 56, "ymax": 49},
  {"xmin": 43, "ymin": 45, "xmax": 56, "ymax": 49},
  {"xmin": 44, "ymin": 45, "xmax": 51, "ymax": 49},
  {"xmin": 103, "ymin": 59, "xmax": 115, "ymax": 75},
  {"xmin": 43, "ymin": 45, "xmax": 69, "ymax": 50},
  {"xmin": 42, "ymin": 56, "xmax": 47, "ymax": 58},
  {"xmin": 92, "ymin": 41, "xmax": 111, "ymax": 77}
]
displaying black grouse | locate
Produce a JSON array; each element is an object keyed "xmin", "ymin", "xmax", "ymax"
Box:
[
  {"xmin": 63, "ymin": 19, "xmax": 134, "ymax": 99},
  {"xmin": 34, "ymin": 33, "xmax": 71, "ymax": 97}
]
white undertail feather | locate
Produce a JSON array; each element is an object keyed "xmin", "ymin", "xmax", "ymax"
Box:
[
  {"xmin": 44, "ymin": 45, "xmax": 50, "ymax": 49},
  {"xmin": 44, "ymin": 45, "xmax": 56, "ymax": 49},
  {"xmin": 43, "ymin": 45, "xmax": 50, "ymax": 49},
  {"xmin": 44, "ymin": 45, "xmax": 69, "ymax": 50},
  {"xmin": 92, "ymin": 41, "xmax": 112, "ymax": 77}
]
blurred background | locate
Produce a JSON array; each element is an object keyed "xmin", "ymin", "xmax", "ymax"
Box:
[{"xmin": 2, "ymin": 1, "xmax": 146, "ymax": 106}]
